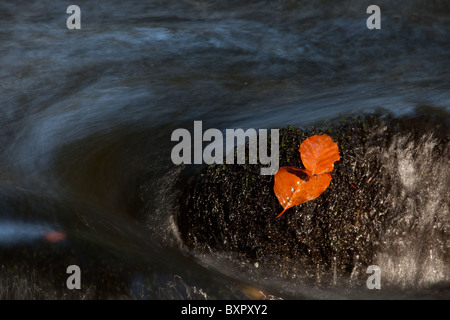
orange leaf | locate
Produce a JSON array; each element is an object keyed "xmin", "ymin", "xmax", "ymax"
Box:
[
  {"xmin": 43, "ymin": 230, "xmax": 66, "ymax": 243},
  {"xmin": 274, "ymin": 167, "xmax": 331, "ymax": 217},
  {"xmin": 299, "ymin": 134, "xmax": 340, "ymax": 175}
]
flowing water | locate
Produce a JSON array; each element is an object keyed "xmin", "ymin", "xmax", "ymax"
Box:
[{"xmin": 0, "ymin": 0, "xmax": 449, "ymax": 299}]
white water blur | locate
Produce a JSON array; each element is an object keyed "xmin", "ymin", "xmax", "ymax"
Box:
[{"xmin": 375, "ymin": 133, "xmax": 449, "ymax": 288}]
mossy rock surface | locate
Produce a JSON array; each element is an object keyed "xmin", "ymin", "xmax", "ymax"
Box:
[{"xmin": 178, "ymin": 108, "xmax": 449, "ymax": 288}]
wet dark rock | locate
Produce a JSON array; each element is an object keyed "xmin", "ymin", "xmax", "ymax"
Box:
[{"xmin": 177, "ymin": 107, "xmax": 449, "ymax": 290}]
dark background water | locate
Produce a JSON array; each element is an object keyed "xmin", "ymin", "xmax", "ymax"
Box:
[{"xmin": 0, "ymin": 0, "xmax": 449, "ymax": 299}]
